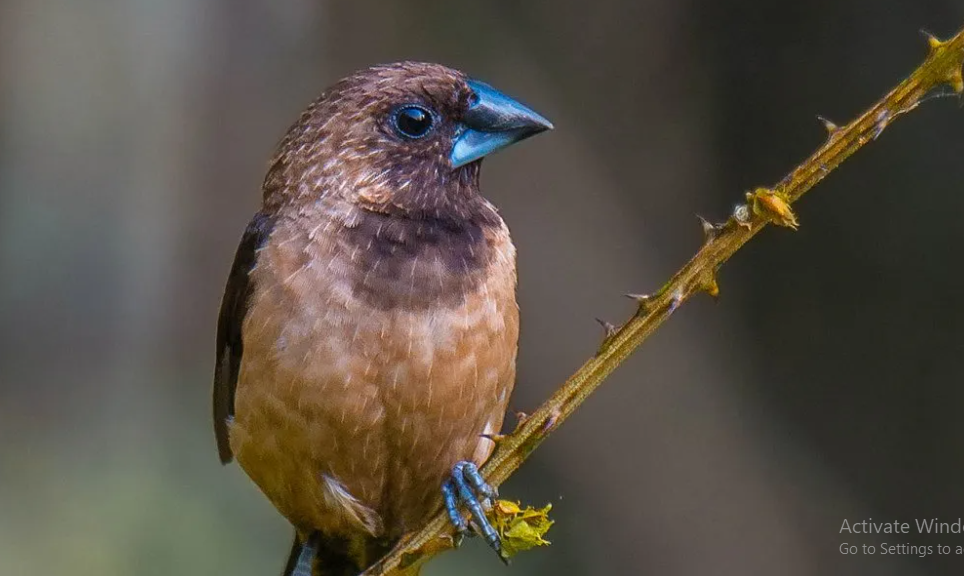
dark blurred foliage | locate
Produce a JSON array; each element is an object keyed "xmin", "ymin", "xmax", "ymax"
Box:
[{"xmin": 2, "ymin": 1, "xmax": 964, "ymax": 575}]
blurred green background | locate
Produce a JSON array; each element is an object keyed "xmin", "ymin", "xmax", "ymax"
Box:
[{"xmin": 3, "ymin": 1, "xmax": 964, "ymax": 575}]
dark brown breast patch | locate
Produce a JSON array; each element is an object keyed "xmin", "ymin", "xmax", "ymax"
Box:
[{"xmin": 339, "ymin": 209, "xmax": 497, "ymax": 311}]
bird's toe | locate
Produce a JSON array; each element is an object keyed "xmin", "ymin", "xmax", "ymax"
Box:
[
  {"xmin": 288, "ymin": 533, "xmax": 318, "ymax": 576},
  {"xmin": 444, "ymin": 460, "xmax": 504, "ymax": 560}
]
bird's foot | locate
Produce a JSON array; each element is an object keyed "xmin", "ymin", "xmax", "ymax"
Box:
[
  {"xmin": 442, "ymin": 461, "xmax": 504, "ymax": 561},
  {"xmin": 288, "ymin": 532, "xmax": 318, "ymax": 576}
]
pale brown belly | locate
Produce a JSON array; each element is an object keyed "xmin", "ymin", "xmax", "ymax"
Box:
[{"xmin": 229, "ymin": 280, "xmax": 517, "ymax": 538}]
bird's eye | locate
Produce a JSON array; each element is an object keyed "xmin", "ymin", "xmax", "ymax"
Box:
[{"xmin": 393, "ymin": 106, "xmax": 434, "ymax": 139}]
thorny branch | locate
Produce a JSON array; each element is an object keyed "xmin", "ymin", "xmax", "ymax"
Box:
[{"xmin": 363, "ymin": 26, "xmax": 964, "ymax": 576}]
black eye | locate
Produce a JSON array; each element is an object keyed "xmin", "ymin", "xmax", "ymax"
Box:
[{"xmin": 393, "ymin": 106, "xmax": 434, "ymax": 139}]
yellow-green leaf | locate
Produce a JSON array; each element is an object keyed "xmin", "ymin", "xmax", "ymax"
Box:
[{"xmin": 487, "ymin": 500, "xmax": 554, "ymax": 558}]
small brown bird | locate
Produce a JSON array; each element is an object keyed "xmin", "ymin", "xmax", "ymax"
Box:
[{"xmin": 213, "ymin": 61, "xmax": 551, "ymax": 576}]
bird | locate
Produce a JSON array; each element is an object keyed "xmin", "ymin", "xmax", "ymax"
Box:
[{"xmin": 213, "ymin": 61, "xmax": 552, "ymax": 576}]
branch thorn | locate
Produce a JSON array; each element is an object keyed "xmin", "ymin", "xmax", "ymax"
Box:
[
  {"xmin": 696, "ymin": 214, "xmax": 720, "ymax": 242},
  {"xmin": 921, "ymin": 29, "xmax": 943, "ymax": 51},
  {"xmin": 595, "ymin": 318, "xmax": 617, "ymax": 339},
  {"xmin": 919, "ymin": 30, "xmax": 963, "ymax": 93},
  {"xmin": 513, "ymin": 410, "xmax": 530, "ymax": 429},
  {"xmin": 481, "ymin": 432, "xmax": 507, "ymax": 444},
  {"xmin": 625, "ymin": 292, "xmax": 654, "ymax": 310},
  {"xmin": 816, "ymin": 115, "xmax": 839, "ymax": 135},
  {"xmin": 595, "ymin": 318, "xmax": 619, "ymax": 353},
  {"xmin": 699, "ymin": 272, "xmax": 720, "ymax": 300}
]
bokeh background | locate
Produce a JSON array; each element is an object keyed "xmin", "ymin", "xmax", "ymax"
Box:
[{"xmin": 3, "ymin": 1, "xmax": 964, "ymax": 575}]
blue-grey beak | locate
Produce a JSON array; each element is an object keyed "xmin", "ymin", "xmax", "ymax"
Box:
[{"xmin": 450, "ymin": 79, "xmax": 553, "ymax": 168}]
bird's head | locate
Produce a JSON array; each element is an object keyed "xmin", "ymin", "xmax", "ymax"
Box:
[{"xmin": 266, "ymin": 61, "xmax": 552, "ymax": 219}]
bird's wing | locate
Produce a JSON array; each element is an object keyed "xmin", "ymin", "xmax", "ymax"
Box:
[{"xmin": 213, "ymin": 211, "xmax": 274, "ymax": 464}]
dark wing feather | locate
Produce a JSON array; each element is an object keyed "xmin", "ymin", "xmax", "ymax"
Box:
[{"xmin": 213, "ymin": 211, "xmax": 274, "ymax": 464}]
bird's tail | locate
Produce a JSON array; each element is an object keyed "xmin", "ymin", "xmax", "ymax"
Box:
[{"xmin": 280, "ymin": 532, "xmax": 398, "ymax": 576}]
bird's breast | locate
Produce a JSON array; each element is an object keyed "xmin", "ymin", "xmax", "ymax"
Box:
[{"xmin": 230, "ymin": 206, "xmax": 518, "ymax": 537}]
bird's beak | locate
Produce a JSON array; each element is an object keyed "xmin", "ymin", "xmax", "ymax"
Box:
[{"xmin": 450, "ymin": 79, "xmax": 554, "ymax": 168}]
